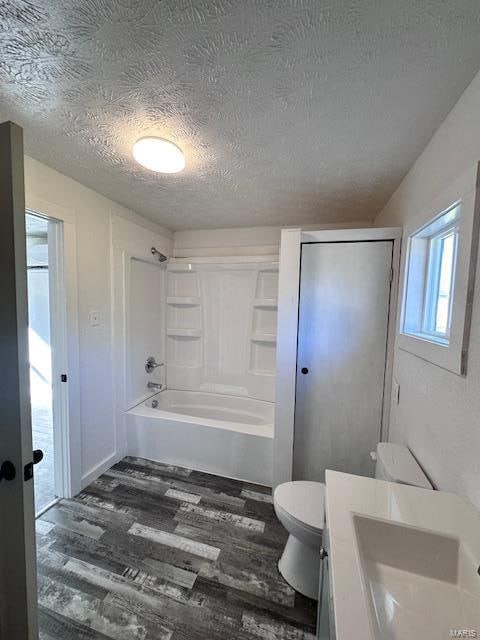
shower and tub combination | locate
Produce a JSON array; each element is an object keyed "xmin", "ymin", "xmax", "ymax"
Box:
[{"xmin": 123, "ymin": 252, "xmax": 278, "ymax": 486}]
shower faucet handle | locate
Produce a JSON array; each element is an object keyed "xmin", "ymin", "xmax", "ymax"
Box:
[{"xmin": 145, "ymin": 356, "xmax": 164, "ymax": 374}]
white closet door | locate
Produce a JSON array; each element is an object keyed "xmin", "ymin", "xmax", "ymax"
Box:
[{"xmin": 293, "ymin": 241, "xmax": 393, "ymax": 482}]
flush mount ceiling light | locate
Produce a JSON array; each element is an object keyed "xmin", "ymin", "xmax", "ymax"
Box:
[{"xmin": 133, "ymin": 136, "xmax": 185, "ymax": 173}]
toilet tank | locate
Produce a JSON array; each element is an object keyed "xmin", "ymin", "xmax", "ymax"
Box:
[{"xmin": 374, "ymin": 443, "xmax": 432, "ymax": 489}]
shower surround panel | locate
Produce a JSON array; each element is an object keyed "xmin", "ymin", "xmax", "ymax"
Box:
[
  {"xmin": 166, "ymin": 260, "xmax": 278, "ymax": 402},
  {"xmin": 126, "ymin": 259, "xmax": 278, "ymax": 485}
]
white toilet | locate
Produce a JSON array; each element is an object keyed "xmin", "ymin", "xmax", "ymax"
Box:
[{"xmin": 273, "ymin": 442, "xmax": 432, "ymax": 600}]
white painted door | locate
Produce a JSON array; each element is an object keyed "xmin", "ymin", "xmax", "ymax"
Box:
[
  {"xmin": 293, "ymin": 241, "xmax": 393, "ymax": 482},
  {"xmin": 0, "ymin": 121, "xmax": 38, "ymax": 638}
]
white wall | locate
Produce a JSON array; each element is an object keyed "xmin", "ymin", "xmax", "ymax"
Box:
[
  {"xmin": 174, "ymin": 226, "xmax": 282, "ymax": 257},
  {"xmin": 24, "ymin": 156, "xmax": 173, "ymax": 489},
  {"xmin": 376, "ymin": 70, "xmax": 480, "ymax": 509},
  {"xmin": 174, "ymin": 222, "xmax": 372, "ymax": 258}
]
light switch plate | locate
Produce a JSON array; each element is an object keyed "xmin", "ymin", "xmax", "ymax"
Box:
[{"xmin": 89, "ymin": 310, "xmax": 100, "ymax": 326}]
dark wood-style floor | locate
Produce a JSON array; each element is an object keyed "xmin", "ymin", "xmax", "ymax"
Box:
[{"xmin": 36, "ymin": 457, "xmax": 317, "ymax": 639}]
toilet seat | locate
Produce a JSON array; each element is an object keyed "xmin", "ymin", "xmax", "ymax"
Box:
[{"xmin": 274, "ymin": 481, "xmax": 325, "ymax": 532}]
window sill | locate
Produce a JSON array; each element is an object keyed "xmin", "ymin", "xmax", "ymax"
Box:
[
  {"xmin": 401, "ymin": 330, "xmax": 449, "ymax": 347},
  {"xmin": 397, "ymin": 330, "xmax": 464, "ymax": 375}
]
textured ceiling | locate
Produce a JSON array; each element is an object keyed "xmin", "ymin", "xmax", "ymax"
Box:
[{"xmin": 1, "ymin": 1, "xmax": 480, "ymax": 230}]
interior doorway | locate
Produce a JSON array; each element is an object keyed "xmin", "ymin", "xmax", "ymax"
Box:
[{"xmin": 26, "ymin": 211, "xmax": 67, "ymax": 515}]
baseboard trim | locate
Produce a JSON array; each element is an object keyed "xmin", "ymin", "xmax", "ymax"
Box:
[{"xmin": 81, "ymin": 452, "xmax": 119, "ymax": 489}]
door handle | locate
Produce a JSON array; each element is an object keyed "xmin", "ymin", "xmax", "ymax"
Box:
[
  {"xmin": 301, "ymin": 367, "xmax": 309, "ymax": 374},
  {"xmin": 24, "ymin": 449, "xmax": 44, "ymax": 481},
  {"xmin": 0, "ymin": 460, "xmax": 16, "ymax": 482}
]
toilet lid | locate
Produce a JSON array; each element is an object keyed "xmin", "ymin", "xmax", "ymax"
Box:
[{"xmin": 274, "ymin": 481, "xmax": 325, "ymax": 531}]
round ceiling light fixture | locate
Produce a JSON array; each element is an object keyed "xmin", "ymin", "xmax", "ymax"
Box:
[{"xmin": 133, "ymin": 136, "xmax": 185, "ymax": 173}]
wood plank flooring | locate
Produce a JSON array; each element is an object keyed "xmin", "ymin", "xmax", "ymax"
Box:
[{"xmin": 36, "ymin": 457, "xmax": 317, "ymax": 639}]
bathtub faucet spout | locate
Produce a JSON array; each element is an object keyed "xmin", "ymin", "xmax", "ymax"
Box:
[{"xmin": 147, "ymin": 381, "xmax": 164, "ymax": 391}]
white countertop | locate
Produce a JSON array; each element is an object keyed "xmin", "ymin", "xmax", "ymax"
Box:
[{"xmin": 325, "ymin": 470, "xmax": 480, "ymax": 640}]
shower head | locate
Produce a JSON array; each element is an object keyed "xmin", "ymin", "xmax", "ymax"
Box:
[{"xmin": 151, "ymin": 247, "xmax": 168, "ymax": 262}]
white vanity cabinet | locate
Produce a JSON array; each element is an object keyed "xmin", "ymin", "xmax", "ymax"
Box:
[{"xmin": 323, "ymin": 470, "xmax": 480, "ymax": 640}]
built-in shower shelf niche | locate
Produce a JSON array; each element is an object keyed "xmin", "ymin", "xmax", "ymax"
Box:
[
  {"xmin": 167, "ymin": 268, "xmax": 199, "ymax": 298},
  {"xmin": 167, "ymin": 330, "xmax": 202, "ymax": 378},
  {"xmin": 250, "ymin": 332, "xmax": 277, "ymax": 343},
  {"xmin": 165, "ymin": 263, "xmax": 203, "ymax": 386},
  {"xmin": 255, "ymin": 268, "xmax": 279, "ymax": 298},
  {"xmin": 253, "ymin": 298, "xmax": 278, "ymax": 309},
  {"xmin": 247, "ymin": 266, "xmax": 278, "ymax": 397},
  {"xmin": 250, "ymin": 368, "xmax": 276, "ymax": 376},
  {"xmin": 167, "ymin": 328, "xmax": 202, "ymax": 338},
  {"xmin": 164, "ymin": 259, "xmax": 278, "ymax": 403},
  {"xmin": 166, "ymin": 265, "xmax": 202, "ymax": 356},
  {"xmin": 167, "ymin": 265, "xmax": 197, "ymax": 273},
  {"xmin": 248, "ymin": 341, "xmax": 277, "ymax": 401},
  {"xmin": 248, "ymin": 337, "xmax": 276, "ymax": 402},
  {"xmin": 167, "ymin": 296, "xmax": 201, "ymax": 306},
  {"xmin": 251, "ymin": 270, "xmax": 278, "ymax": 344}
]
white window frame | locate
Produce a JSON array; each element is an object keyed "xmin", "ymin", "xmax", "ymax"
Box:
[
  {"xmin": 397, "ymin": 163, "xmax": 480, "ymax": 375},
  {"xmin": 402, "ymin": 205, "xmax": 460, "ymax": 345},
  {"xmin": 422, "ymin": 223, "xmax": 458, "ymax": 339}
]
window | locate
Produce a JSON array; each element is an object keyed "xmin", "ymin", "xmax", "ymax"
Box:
[
  {"xmin": 402, "ymin": 203, "xmax": 460, "ymax": 346},
  {"xmin": 398, "ymin": 163, "xmax": 480, "ymax": 375}
]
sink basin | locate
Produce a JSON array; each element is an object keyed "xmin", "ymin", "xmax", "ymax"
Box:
[{"xmin": 353, "ymin": 514, "xmax": 480, "ymax": 639}]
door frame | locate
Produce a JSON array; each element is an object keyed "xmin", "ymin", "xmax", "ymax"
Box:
[
  {"xmin": 273, "ymin": 227, "xmax": 402, "ymax": 487},
  {"xmin": 26, "ymin": 198, "xmax": 82, "ymax": 499}
]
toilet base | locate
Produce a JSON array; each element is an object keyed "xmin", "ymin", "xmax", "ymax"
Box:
[{"xmin": 278, "ymin": 534, "xmax": 321, "ymax": 600}]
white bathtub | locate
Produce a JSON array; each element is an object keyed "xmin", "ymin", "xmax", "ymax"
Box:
[{"xmin": 126, "ymin": 390, "xmax": 274, "ymax": 485}]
